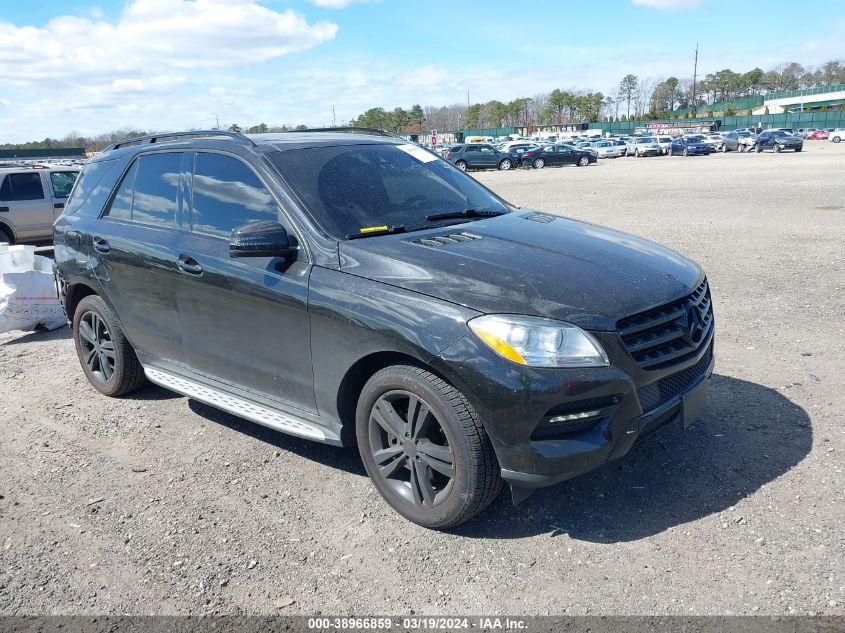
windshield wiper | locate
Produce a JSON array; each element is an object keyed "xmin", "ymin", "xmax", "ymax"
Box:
[
  {"xmin": 346, "ymin": 225, "xmax": 406, "ymax": 240},
  {"xmin": 425, "ymin": 209, "xmax": 506, "ymax": 222}
]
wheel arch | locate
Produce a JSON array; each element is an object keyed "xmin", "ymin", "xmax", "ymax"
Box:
[
  {"xmin": 336, "ymin": 350, "xmax": 443, "ymax": 444},
  {"xmin": 0, "ymin": 220, "xmax": 15, "ymax": 244}
]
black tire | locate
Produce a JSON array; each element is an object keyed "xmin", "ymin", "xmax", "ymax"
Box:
[
  {"xmin": 756, "ymin": 145, "xmax": 762, "ymax": 153},
  {"xmin": 0, "ymin": 225, "xmax": 13, "ymax": 245},
  {"xmin": 795, "ymin": 147, "xmax": 802, "ymax": 152},
  {"xmin": 634, "ymin": 149, "xmax": 640, "ymax": 157},
  {"xmin": 577, "ymin": 156, "xmax": 590, "ymax": 166},
  {"xmin": 832, "ymin": 136, "xmax": 841, "ymax": 143},
  {"xmin": 455, "ymin": 160, "xmax": 468, "ymax": 171},
  {"xmin": 774, "ymin": 144, "xmax": 782, "ymax": 153},
  {"xmin": 356, "ymin": 365, "xmax": 502, "ymax": 529},
  {"xmin": 497, "ymin": 158, "xmax": 512, "ymax": 171},
  {"xmin": 720, "ymin": 143, "xmax": 727, "ymax": 152},
  {"xmin": 533, "ymin": 158, "xmax": 545, "ymax": 169},
  {"xmin": 72, "ymin": 295, "xmax": 147, "ymax": 397},
  {"xmin": 683, "ymin": 148, "xmax": 689, "ymax": 157}
]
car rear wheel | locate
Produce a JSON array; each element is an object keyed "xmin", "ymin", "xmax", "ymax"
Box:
[
  {"xmin": 455, "ymin": 160, "xmax": 467, "ymax": 171},
  {"xmin": 73, "ymin": 295, "xmax": 148, "ymax": 397},
  {"xmin": 356, "ymin": 365, "xmax": 502, "ymax": 529},
  {"xmin": 498, "ymin": 158, "xmax": 512, "ymax": 171},
  {"xmin": 832, "ymin": 136, "xmax": 841, "ymax": 143},
  {"xmin": 533, "ymin": 158, "xmax": 545, "ymax": 169},
  {"xmin": 577, "ymin": 156, "xmax": 590, "ymax": 166}
]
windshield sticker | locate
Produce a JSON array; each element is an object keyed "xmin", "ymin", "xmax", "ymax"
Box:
[{"xmin": 397, "ymin": 144, "xmax": 437, "ymax": 163}]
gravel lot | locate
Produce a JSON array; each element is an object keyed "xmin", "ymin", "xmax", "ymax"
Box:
[{"xmin": 1, "ymin": 142, "xmax": 843, "ymax": 617}]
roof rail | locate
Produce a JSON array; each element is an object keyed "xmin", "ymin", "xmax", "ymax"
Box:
[
  {"xmin": 103, "ymin": 130, "xmax": 257, "ymax": 152},
  {"xmin": 287, "ymin": 127, "xmax": 406, "ymax": 140}
]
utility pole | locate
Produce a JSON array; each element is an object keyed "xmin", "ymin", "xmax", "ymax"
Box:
[
  {"xmin": 215, "ymin": 114, "xmax": 220, "ymax": 130},
  {"xmin": 332, "ymin": 106, "xmax": 336, "ymax": 127},
  {"xmin": 692, "ymin": 43, "xmax": 699, "ymax": 118}
]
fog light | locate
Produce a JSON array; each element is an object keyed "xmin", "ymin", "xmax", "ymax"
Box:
[{"xmin": 549, "ymin": 410, "xmax": 601, "ymax": 424}]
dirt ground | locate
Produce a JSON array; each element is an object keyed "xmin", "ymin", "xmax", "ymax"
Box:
[{"xmin": 1, "ymin": 141, "xmax": 843, "ymax": 617}]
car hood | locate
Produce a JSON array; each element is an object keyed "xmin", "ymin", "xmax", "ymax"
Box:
[{"xmin": 338, "ymin": 212, "xmax": 702, "ymax": 331}]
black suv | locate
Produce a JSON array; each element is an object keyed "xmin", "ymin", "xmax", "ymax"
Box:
[
  {"xmin": 444, "ymin": 144, "xmax": 514, "ymax": 171},
  {"xmin": 54, "ymin": 129, "xmax": 714, "ymax": 529}
]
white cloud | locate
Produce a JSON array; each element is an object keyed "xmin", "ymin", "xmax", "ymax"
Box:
[
  {"xmin": 631, "ymin": 0, "xmax": 702, "ymax": 9},
  {"xmin": 0, "ymin": 0, "xmax": 337, "ymax": 86},
  {"xmin": 308, "ymin": 0, "xmax": 378, "ymax": 7}
]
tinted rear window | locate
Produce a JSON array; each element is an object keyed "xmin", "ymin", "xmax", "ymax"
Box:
[
  {"xmin": 65, "ymin": 160, "xmax": 117, "ymax": 215},
  {"xmin": 0, "ymin": 172, "xmax": 44, "ymax": 201},
  {"xmin": 131, "ymin": 153, "xmax": 182, "ymax": 227}
]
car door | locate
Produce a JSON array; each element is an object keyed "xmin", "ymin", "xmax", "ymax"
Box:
[
  {"xmin": 174, "ymin": 150, "xmax": 316, "ymax": 411},
  {"xmin": 46, "ymin": 170, "xmax": 79, "ymax": 220},
  {"xmin": 0, "ymin": 171, "xmax": 54, "ymax": 240},
  {"xmin": 90, "ymin": 151, "xmax": 186, "ymax": 364},
  {"xmin": 556, "ymin": 145, "xmax": 574, "ymax": 165},
  {"xmin": 477, "ymin": 145, "xmax": 497, "ymax": 167}
]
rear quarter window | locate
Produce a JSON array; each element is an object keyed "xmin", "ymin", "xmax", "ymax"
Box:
[{"xmin": 65, "ymin": 160, "xmax": 119, "ymax": 216}]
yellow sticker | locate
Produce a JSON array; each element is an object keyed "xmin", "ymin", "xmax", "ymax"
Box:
[{"xmin": 359, "ymin": 226, "xmax": 389, "ymax": 234}]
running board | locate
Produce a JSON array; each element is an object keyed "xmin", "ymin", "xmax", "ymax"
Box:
[{"xmin": 144, "ymin": 367, "xmax": 333, "ymax": 443}]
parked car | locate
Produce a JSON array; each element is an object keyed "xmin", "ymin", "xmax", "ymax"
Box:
[
  {"xmin": 719, "ymin": 132, "xmax": 741, "ymax": 152},
  {"xmin": 670, "ymin": 135, "xmax": 711, "ymax": 156},
  {"xmin": 502, "ymin": 143, "xmax": 539, "ymax": 167},
  {"xmin": 755, "ymin": 130, "xmax": 803, "ymax": 152},
  {"xmin": 625, "ymin": 137, "xmax": 662, "ymax": 157},
  {"xmin": 53, "ymin": 128, "xmax": 714, "ymax": 529},
  {"xmin": 445, "ymin": 144, "xmax": 514, "ymax": 171},
  {"xmin": 521, "ymin": 144, "xmax": 597, "ymax": 168},
  {"xmin": 734, "ymin": 130, "xmax": 757, "ymax": 151},
  {"xmin": 654, "ymin": 136, "xmax": 673, "ymax": 155},
  {"xmin": 592, "ymin": 140, "xmax": 626, "ymax": 158},
  {"xmin": 0, "ymin": 165, "xmax": 80, "ymax": 245},
  {"xmin": 809, "ymin": 129, "xmax": 829, "ymax": 140},
  {"xmin": 829, "ymin": 128, "xmax": 845, "ymax": 143},
  {"xmin": 702, "ymin": 134, "xmax": 724, "ymax": 151}
]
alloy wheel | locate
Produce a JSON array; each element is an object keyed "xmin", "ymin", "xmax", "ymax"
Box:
[
  {"xmin": 368, "ymin": 390, "xmax": 455, "ymax": 508},
  {"xmin": 78, "ymin": 310, "xmax": 115, "ymax": 383}
]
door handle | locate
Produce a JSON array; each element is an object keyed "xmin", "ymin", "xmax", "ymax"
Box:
[
  {"xmin": 0, "ymin": 207, "xmax": 8, "ymax": 212},
  {"xmin": 54, "ymin": 202, "xmax": 65, "ymax": 209},
  {"xmin": 177, "ymin": 254, "xmax": 203, "ymax": 276},
  {"xmin": 93, "ymin": 236, "xmax": 110, "ymax": 253}
]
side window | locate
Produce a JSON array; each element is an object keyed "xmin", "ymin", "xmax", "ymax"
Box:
[
  {"xmin": 0, "ymin": 172, "xmax": 45, "ymax": 201},
  {"xmin": 104, "ymin": 161, "xmax": 138, "ymax": 220},
  {"xmin": 131, "ymin": 153, "xmax": 182, "ymax": 227},
  {"xmin": 190, "ymin": 153, "xmax": 279, "ymax": 238},
  {"xmin": 65, "ymin": 159, "xmax": 119, "ymax": 216},
  {"xmin": 465, "ymin": 146, "xmax": 479, "ymax": 153},
  {"xmin": 50, "ymin": 171, "xmax": 79, "ymax": 198}
]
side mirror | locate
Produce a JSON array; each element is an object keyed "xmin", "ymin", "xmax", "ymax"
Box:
[{"xmin": 229, "ymin": 221, "xmax": 297, "ymax": 259}]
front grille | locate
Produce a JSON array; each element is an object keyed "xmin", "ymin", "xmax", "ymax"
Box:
[
  {"xmin": 637, "ymin": 343, "xmax": 713, "ymax": 413},
  {"xmin": 617, "ymin": 278, "xmax": 714, "ymax": 370}
]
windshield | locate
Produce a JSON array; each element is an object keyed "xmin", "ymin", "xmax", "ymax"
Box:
[
  {"xmin": 269, "ymin": 143, "xmax": 511, "ymax": 239},
  {"xmin": 638, "ymin": 138, "xmax": 657, "ymax": 144},
  {"xmin": 686, "ymin": 135, "xmax": 705, "ymax": 142}
]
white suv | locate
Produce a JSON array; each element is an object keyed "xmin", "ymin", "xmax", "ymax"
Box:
[
  {"xmin": 0, "ymin": 165, "xmax": 79, "ymax": 244},
  {"xmin": 829, "ymin": 129, "xmax": 845, "ymax": 143}
]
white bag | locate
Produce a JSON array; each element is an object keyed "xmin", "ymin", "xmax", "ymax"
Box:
[{"xmin": 0, "ymin": 243, "xmax": 67, "ymax": 334}]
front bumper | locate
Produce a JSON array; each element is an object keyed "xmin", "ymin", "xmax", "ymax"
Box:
[{"xmin": 433, "ymin": 325, "xmax": 715, "ymax": 490}]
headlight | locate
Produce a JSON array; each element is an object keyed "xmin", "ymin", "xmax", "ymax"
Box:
[{"xmin": 468, "ymin": 315, "xmax": 609, "ymax": 368}]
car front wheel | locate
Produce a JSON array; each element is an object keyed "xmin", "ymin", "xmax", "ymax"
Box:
[
  {"xmin": 356, "ymin": 365, "xmax": 501, "ymax": 529},
  {"xmin": 577, "ymin": 156, "xmax": 590, "ymax": 166},
  {"xmin": 498, "ymin": 158, "xmax": 512, "ymax": 171},
  {"xmin": 455, "ymin": 160, "xmax": 468, "ymax": 171},
  {"xmin": 533, "ymin": 158, "xmax": 545, "ymax": 169},
  {"xmin": 683, "ymin": 148, "xmax": 689, "ymax": 156},
  {"xmin": 73, "ymin": 295, "xmax": 148, "ymax": 397}
]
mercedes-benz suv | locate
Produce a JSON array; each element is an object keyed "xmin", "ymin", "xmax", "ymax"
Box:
[{"xmin": 53, "ymin": 128, "xmax": 715, "ymax": 529}]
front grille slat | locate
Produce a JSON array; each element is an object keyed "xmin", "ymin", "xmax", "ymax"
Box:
[
  {"xmin": 637, "ymin": 344, "xmax": 713, "ymax": 413},
  {"xmin": 617, "ymin": 278, "xmax": 714, "ymax": 371}
]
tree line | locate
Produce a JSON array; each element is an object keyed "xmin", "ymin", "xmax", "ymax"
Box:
[{"xmin": 357, "ymin": 58, "xmax": 845, "ymax": 131}]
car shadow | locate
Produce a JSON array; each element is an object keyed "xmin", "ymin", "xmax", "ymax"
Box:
[
  {"xmin": 454, "ymin": 374, "xmax": 812, "ymax": 541},
  {"xmin": 186, "ymin": 399, "xmax": 366, "ymax": 477},
  {"xmin": 0, "ymin": 324, "xmax": 70, "ymax": 346}
]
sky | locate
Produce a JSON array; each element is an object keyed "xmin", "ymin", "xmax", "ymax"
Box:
[{"xmin": 1, "ymin": 0, "xmax": 844, "ymax": 143}]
